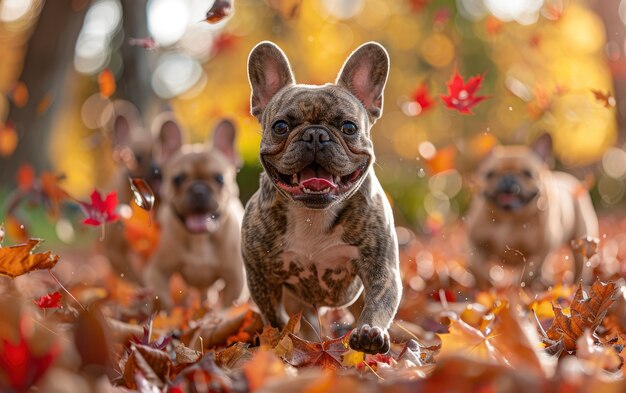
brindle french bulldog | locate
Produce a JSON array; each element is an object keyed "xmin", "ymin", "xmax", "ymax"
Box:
[{"xmin": 242, "ymin": 41, "xmax": 402, "ymax": 354}]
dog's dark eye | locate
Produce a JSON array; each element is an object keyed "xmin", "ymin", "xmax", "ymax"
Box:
[
  {"xmin": 215, "ymin": 174, "xmax": 224, "ymax": 185},
  {"xmin": 486, "ymin": 170, "xmax": 495, "ymax": 179},
  {"xmin": 521, "ymin": 169, "xmax": 533, "ymax": 178},
  {"xmin": 341, "ymin": 121, "xmax": 358, "ymax": 135},
  {"xmin": 173, "ymin": 173, "xmax": 186, "ymax": 187},
  {"xmin": 272, "ymin": 120, "xmax": 290, "ymax": 135}
]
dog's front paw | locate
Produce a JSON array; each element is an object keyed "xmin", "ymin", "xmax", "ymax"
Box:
[{"xmin": 349, "ymin": 324, "xmax": 390, "ymax": 354}]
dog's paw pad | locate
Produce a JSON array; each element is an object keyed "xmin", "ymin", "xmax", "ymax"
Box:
[{"xmin": 349, "ymin": 324, "xmax": 390, "ymax": 354}]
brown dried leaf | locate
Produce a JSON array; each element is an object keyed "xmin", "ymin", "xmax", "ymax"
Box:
[
  {"xmin": 175, "ymin": 344, "xmax": 201, "ymax": 365},
  {"xmin": 214, "ymin": 342, "xmax": 252, "ymax": 369},
  {"xmin": 122, "ymin": 344, "xmax": 171, "ymax": 389},
  {"xmin": 545, "ymin": 280, "xmax": 618, "ymax": 351},
  {"xmin": 0, "ymin": 239, "xmax": 59, "ymax": 278},
  {"xmin": 288, "ymin": 332, "xmax": 351, "ymax": 370}
]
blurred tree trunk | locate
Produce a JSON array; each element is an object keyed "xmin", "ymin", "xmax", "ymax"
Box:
[
  {"xmin": 592, "ymin": 0, "xmax": 626, "ymax": 145},
  {"xmin": 119, "ymin": 0, "xmax": 157, "ymax": 118},
  {"xmin": 0, "ymin": 0, "xmax": 89, "ymax": 186}
]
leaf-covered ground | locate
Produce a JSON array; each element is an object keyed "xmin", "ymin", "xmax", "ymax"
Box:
[{"xmin": 2, "ymin": 212, "xmax": 626, "ymax": 393}]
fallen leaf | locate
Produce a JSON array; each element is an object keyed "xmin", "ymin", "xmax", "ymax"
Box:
[
  {"xmin": 215, "ymin": 342, "xmax": 252, "ymax": 369},
  {"xmin": 175, "ymin": 344, "xmax": 201, "ymax": 365},
  {"xmin": 288, "ymin": 331, "xmax": 351, "ymax": 370},
  {"xmin": 0, "ymin": 319, "xmax": 59, "ymax": 392},
  {"xmin": 544, "ymin": 280, "xmax": 618, "ymax": 351},
  {"xmin": 438, "ymin": 317, "xmax": 509, "ymax": 364},
  {"xmin": 0, "ymin": 122, "xmax": 18, "ymax": 157},
  {"xmin": 440, "ymin": 69, "xmax": 489, "ymax": 114},
  {"xmin": 205, "ymin": 0, "xmax": 233, "ymax": 23},
  {"xmin": 576, "ymin": 330, "xmax": 623, "ymax": 372},
  {"xmin": 242, "ymin": 350, "xmax": 289, "ymax": 391},
  {"xmin": 34, "ymin": 292, "xmax": 62, "ymax": 309},
  {"xmin": 129, "ymin": 178, "xmax": 155, "ymax": 212},
  {"xmin": 169, "ymin": 355, "xmax": 235, "ymax": 393},
  {"xmin": 122, "ymin": 344, "xmax": 171, "ymax": 389},
  {"xmin": 79, "ymin": 190, "xmax": 119, "ymax": 226},
  {"xmin": 0, "ymin": 239, "xmax": 59, "ymax": 278},
  {"xmin": 98, "ymin": 69, "xmax": 116, "ymax": 98},
  {"xmin": 591, "ymin": 89, "xmax": 616, "ymax": 108}
]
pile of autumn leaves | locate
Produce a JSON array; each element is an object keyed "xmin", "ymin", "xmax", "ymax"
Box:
[{"xmin": 1, "ymin": 219, "xmax": 626, "ymax": 393}]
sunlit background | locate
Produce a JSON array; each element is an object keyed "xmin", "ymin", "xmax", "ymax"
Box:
[{"xmin": 1, "ymin": 0, "xmax": 625, "ymax": 237}]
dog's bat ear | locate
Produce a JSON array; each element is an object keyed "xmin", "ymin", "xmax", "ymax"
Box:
[
  {"xmin": 247, "ymin": 41, "xmax": 295, "ymax": 119},
  {"xmin": 211, "ymin": 118, "xmax": 242, "ymax": 168},
  {"xmin": 152, "ymin": 112, "xmax": 185, "ymax": 164},
  {"xmin": 109, "ymin": 100, "xmax": 141, "ymax": 148},
  {"xmin": 336, "ymin": 42, "xmax": 390, "ymax": 121},
  {"xmin": 531, "ymin": 133, "xmax": 553, "ymax": 162}
]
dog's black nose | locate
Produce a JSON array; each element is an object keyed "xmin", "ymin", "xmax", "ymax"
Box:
[
  {"xmin": 302, "ymin": 127, "xmax": 331, "ymax": 148},
  {"xmin": 189, "ymin": 182, "xmax": 210, "ymax": 206},
  {"xmin": 497, "ymin": 174, "xmax": 521, "ymax": 194}
]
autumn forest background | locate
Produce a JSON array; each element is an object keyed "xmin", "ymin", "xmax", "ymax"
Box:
[{"xmin": 2, "ymin": 0, "xmax": 626, "ymax": 392}]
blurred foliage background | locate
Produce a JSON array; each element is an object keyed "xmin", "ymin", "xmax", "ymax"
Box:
[{"xmin": 1, "ymin": 0, "xmax": 625, "ymax": 238}]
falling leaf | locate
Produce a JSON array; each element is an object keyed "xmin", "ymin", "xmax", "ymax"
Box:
[
  {"xmin": 79, "ymin": 190, "xmax": 119, "ymax": 226},
  {"xmin": 485, "ymin": 15, "xmax": 503, "ymax": 36},
  {"xmin": 16, "ymin": 164, "xmax": 35, "ymax": 192},
  {"xmin": 0, "ymin": 320, "xmax": 59, "ymax": 392},
  {"xmin": 39, "ymin": 171, "xmax": 71, "ymax": 219},
  {"xmin": 571, "ymin": 236, "xmax": 600, "ymax": 259},
  {"xmin": 407, "ymin": 83, "xmax": 436, "ymax": 116},
  {"xmin": 205, "ymin": 0, "xmax": 233, "ymax": 23},
  {"xmin": 408, "ymin": 0, "xmax": 429, "ymax": 13},
  {"xmin": 123, "ymin": 202, "xmax": 160, "ymax": 259},
  {"xmin": 544, "ymin": 280, "xmax": 618, "ymax": 352},
  {"xmin": 4, "ymin": 215, "xmax": 29, "ymax": 243},
  {"xmin": 424, "ymin": 145, "xmax": 456, "ymax": 175},
  {"xmin": 440, "ymin": 69, "xmax": 489, "ymax": 114},
  {"xmin": 11, "ymin": 81, "xmax": 29, "ymax": 108},
  {"xmin": 98, "ymin": 69, "xmax": 116, "ymax": 99},
  {"xmin": 0, "ymin": 239, "xmax": 59, "ymax": 278},
  {"xmin": 433, "ymin": 7, "xmax": 450, "ymax": 27},
  {"xmin": 34, "ymin": 292, "xmax": 62, "ymax": 309},
  {"xmin": 287, "ymin": 331, "xmax": 351, "ymax": 370},
  {"xmin": 128, "ymin": 37, "xmax": 159, "ymax": 50},
  {"xmin": 0, "ymin": 122, "xmax": 18, "ymax": 157},
  {"xmin": 591, "ymin": 89, "xmax": 616, "ymax": 108},
  {"xmin": 36, "ymin": 93, "xmax": 53, "ymax": 115},
  {"xmin": 129, "ymin": 178, "xmax": 155, "ymax": 212},
  {"xmin": 211, "ymin": 32, "xmax": 239, "ymax": 57},
  {"xmin": 264, "ymin": 0, "xmax": 302, "ymax": 19},
  {"xmin": 576, "ymin": 330, "xmax": 623, "ymax": 372}
]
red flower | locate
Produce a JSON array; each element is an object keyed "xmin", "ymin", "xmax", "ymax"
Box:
[
  {"xmin": 440, "ymin": 69, "xmax": 489, "ymax": 114},
  {"xmin": 80, "ymin": 190, "xmax": 119, "ymax": 226},
  {"xmin": 411, "ymin": 83, "xmax": 436, "ymax": 115},
  {"xmin": 34, "ymin": 292, "xmax": 62, "ymax": 309}
]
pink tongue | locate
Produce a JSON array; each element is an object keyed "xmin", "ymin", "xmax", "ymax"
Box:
[
  {"xmin": 300, "ymin": 166, "xmax": 336, "ymax": 191},
  {"xmin": 498, "ymin": 194, "xmax": 517, "ymax": 204},
  {"xmin": 185, "ymin": 214, "xmax": 218, "ymax": 233}
]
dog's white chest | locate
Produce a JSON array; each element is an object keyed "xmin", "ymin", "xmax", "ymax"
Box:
[{"xmin": 281, "ymin": 208, "xmax": 359, "ymax": 286}]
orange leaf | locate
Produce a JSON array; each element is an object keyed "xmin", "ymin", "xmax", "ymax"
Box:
[
  {"xmin": 0, "ymin": 239, "xmax": 59, "ymax": 278},
  {"xmin": 242, "ymin": 350, "xmax": 287, "ymax": 391},
  {"xmin": 438, "ymin": 317, "xmax": 509, "ymax": 364},
  {"xmin": 123, "ymin": 202, "xmax": 160, "ymax": 259},
  {"xmin": 0, "ymin": 122, "xmax": 18, "ymax": 157},
  {"xmin": 98, "ymin": 69, "xmax": 116, "ymax": 98},
  {"xmin": 11, "ymin": 81, "xmax": 29, "ymax": 108},
  {"xmin": 545, "ymin": 280, "xmax": 618, "ymax": 351},
  {"xmin": 4, "ymin": 215, "xmax": 29, "ymax": 243},
  {"xmin": 39, "ymin": 171, "xmax": 70, "ymax": 218},
  {"xmin": 424, "ymin": 145, "xmax": 456, "ymax": 175}
]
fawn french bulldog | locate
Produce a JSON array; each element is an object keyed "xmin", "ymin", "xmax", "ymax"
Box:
[
  {"xmin": 144, "ymin": 119, "xmax": 247, "ymax": 310},
  {"xmin": 241, "ymin": 41, "xmax": 402, "ymax": 354},
  {"xmin": 465, "ymin": 134, "xmax": 599, "ymax": 287},
  {"xmin": 104, "ymin": 103, "xmax": 185, "ymax": 283}
]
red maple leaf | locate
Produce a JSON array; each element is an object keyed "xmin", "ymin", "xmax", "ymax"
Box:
[
  {"xmin": 411, "ymin": 83, "xmax": 436, "ymax": 115},
  {"xmin": 440, "ymin": 69, "xmax": 489, "ymax": 114},
  {"xmin": 34, "ymin": 292, "xmax": 62, "ymax": 309},
  {"xmin": 0, "ymin": 319, "xmax": 59, "ymax": 391},
  {"xmin": 79, "ymin": 190, "xmax": 119, "ymax": 226}
]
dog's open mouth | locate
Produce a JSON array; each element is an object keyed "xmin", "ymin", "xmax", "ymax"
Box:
[
  {"xmin": 177, "ymin": 211, "xmax": 220, "ymax": 233},
  {"xmin": 270, "ymin": 162, "xmax": 365, "ymax": 196},
  {"xmin": 490, "ymin": 190, "xmax": 538, "ymax": 211}
]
